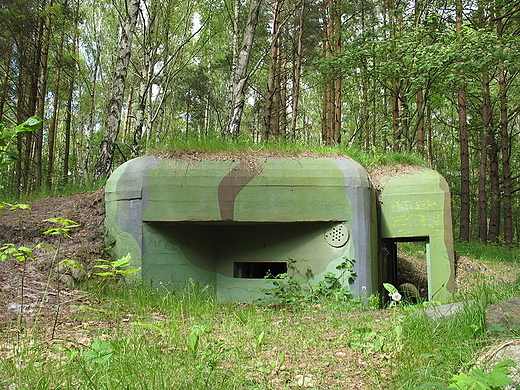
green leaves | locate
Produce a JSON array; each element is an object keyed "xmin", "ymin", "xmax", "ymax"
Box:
[
  {"xmin": 16, "ymin": 116, "xmax": 43, "ymax": 132},
  {"xmin": 43, "ymin": 217, "xmax": 80, "ymax": 238},
  {"xmin": 0, "ymin": 202, "xmax": 31, "ymax": 217},
  {"xmin": 0, "ymin": 243, "xmax": 35, "ymax": 262},
  {"xmin": 422, "ymin": 359, "xmax": 516, "ymax": 390},
  {"xmin": 93, "ymin": 254, "xmax": 140, "ymax": 277},
  {"xmin": 348, "ymin": 327, "xmax": 381, "ymax": 352},
  {"xmin": 383, "ymin": 283, "xmax": 398, "ymax": 295},
  {"xmin": 0, "ymin": 116, "xmax": 42, "ymax": 167},
  {"xmin": 189, "ymin": 324, "xmax": 209, "ymax": 354},
  {"xmin": 83, "ymin": 338, "xmax": 117, "ymax": 365},
  {"xmin": 448, "ymin": 360, "xmax": 515, "ymax": 390}
]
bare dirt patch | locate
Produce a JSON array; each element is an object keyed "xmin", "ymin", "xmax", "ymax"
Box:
[{"xmin": 0, "ymin": 189, "xmax": 105, "ymax": 324}]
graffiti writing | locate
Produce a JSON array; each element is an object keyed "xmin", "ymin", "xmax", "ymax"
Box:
[
  {"xmin": 146, "ymin": 236, "xmax": 181, "ymax": 252},
  {"xmin": 390, "ymin": 200, "xmax": 437, "ymax": 212},
  {"xmin": 392, "ymin": 213, "xmax": 441, "ymax": 229},
  {"xmin": 388, "ymin": 200, "xmax": 442, "ymax": 230}
]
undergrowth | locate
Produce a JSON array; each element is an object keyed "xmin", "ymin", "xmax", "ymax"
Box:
[
  {"xmin": 1, "ymin": 273, "xmax": 520, "ymax": 389},
  {"xmin": 1, "ymin": 214, "xmax": 519, "ymax": 389}
]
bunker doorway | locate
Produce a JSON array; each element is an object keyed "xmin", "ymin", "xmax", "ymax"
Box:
[{"xmin": 382, "ymin": 237, "xmax": 429, "ymax": 302}]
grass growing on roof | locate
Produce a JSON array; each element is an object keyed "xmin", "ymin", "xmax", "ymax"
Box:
[{"xmin": 147, "ymin": 136, "xmax": 427, "ymax": 169}]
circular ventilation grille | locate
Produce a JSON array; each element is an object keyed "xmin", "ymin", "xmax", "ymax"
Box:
[{"xmin": 324, "ymin": 222, "xmax": 349, "ymax": 247}]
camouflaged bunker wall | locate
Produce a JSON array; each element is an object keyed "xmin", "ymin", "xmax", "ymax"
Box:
[{"xmin": 105, "ymin": 156, "xmax": 456, "ymax": 303}]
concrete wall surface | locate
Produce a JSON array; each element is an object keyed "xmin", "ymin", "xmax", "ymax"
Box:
[
  {"xmin": 377, "ymin": 167, "xmax": 456, "ymax": 302},
  {"xmin": 105, "ymin": 156, "xmax": 454, "ymax": 303}
]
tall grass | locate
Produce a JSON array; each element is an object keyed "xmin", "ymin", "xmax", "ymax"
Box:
[
  {"xmin": 455, "ymin": 241, "xmax": 520, "ymax": 264},
  {"xmin": 394, "ymin": 300, "xmax": 489, "ymax": 388},
  {"xmin": 3, "ymin": 274, "xmax": 520, "ymax": 390}
]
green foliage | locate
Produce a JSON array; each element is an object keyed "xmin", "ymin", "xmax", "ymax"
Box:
[
  {"xmin": 394, "ymin": 300, "xmax": 491, "ymax": 388},
  {"xmin": 383, "ymin": 282, "xmax": 403, "ymax": 307},
  {"xmin": 0, "ymin": 202, "xmax": 31, "ymax": 216},
  {"xmin": 260, "ymin": 257, "xmax": 363, "ymax": 307},
  {"xmin": 455, "ymin": 242, "xmax": 520, "ymax": 264},
  {"xmin": 83, "ymin": 337, "xmax": 117, "ymax": 365},
  {"xmin": 60, "ymin": 258, "xmax": 86, "ymax": 272},
  {"xmin": 0, "ymin": 243, "xmax": 35, "ymax": 262},
  {"xmin": 348, "ymin": 327, "xmax": 382, "ymax": 352},
  {"xmin": 422, "ymin": 359, "xmax": 516, "ymax": 390},
  {"xmin": 43, "ymin": 217, "xmax": 80, "ymax": 238},
  {"xmin": 0, "ymin": 116, "xmax": 42, "ymax": 167},
  {"xmin": 148, "ymin": 139, "xmax": 427, "ymax": 169},
  {"xmin": 1, "ymin": 274, "xmax": 519, "ymax": 390},
  {"xmin": 93, "ymin": 253, "xmax": 140, "ymax": 277},
  {"xmin": 188, "ymin": 324, "xmax": 210, "ymax": 354}
]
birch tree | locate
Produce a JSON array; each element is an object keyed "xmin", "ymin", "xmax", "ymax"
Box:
[
  {"xmin": 95, "ymin": 0, "xmax": 141, "ymax": 178},
  {"xmin": 224, "ymin": 0, "xmax": 263, "ymax": 139}
]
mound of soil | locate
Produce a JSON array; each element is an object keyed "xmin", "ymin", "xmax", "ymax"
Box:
[{"xmin": 0, "ymin": 189, "xmax": 106, "ymax": 323}]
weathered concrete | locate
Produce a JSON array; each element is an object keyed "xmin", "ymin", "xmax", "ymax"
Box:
[
  {"xmin": 105, "ymin": 156, "xmax": 456, "ymax": 303},
  {"xmin": 377, "ymin": 168, "xmax": 456, "ymax": 302}
]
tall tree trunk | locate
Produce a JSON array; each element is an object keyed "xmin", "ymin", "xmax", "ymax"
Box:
[
  {"xmin": 46, "ymin": 31, "xmax": 65, "ymax": 189},
  {"xmin": 332, "ymin": 0, "xmax": 341, "ymax": 144},
  {"xmin": 362, "ymin": 75, "xmax": 370, "ymax": 149},
  {"xmin": 280, "ymin": 52, "xmax": 288, "ymax": 139},
  {"xmin": 388, "ymin": 0, "xmax": 401, "ymax": 152},
  {"xmin": 361, "ymin": 5, "xmax": 370, "ymax": 149},
  {"xmin": 34, "ymin": 0, "xmax": 53, "ymax": 190},
  {"xmin": 289, "ymin": 0, "xmax": 305, "ymax": 141},
  {"xmin": 499, "ymin": 61, "xmax": 512, "ymax": 245},
  {"xmin": 224, "ymin": 0, "xmax": 263, "ymax": 139},
  {"xmin": 426, "ymin": 103, "xmax": 433, "ymax": 166},
  {"xmin": 417, "ymin": 87, "xmax": 425, "ymax": 154},
  {"xmin": 457, "ymin": 0, "xmax": 471, "ymax": 242},
  {"xmin": 478, "ymin": 70, "xmax": 492, "ymax": 243},
  {"xmin": 321, "ymin": 0, "xmax": 341, "ymax": 145},
  {"xmin": 15, "ymin": 78, "xmax": 27, "ymax": 194},
  {"xmin": 121, "ymin": 86, "xmax": 134, "ymax": 138},
  {"xmin": 63, "ymin": 5, "xmax": 79, "ymax": 187},
  {"xmin": 84, "ymin": 39, "xmax": 100, "ymax": 180},
  {"xmin": 0, "ymin": 46, "xmax": 13, "ymax": 123},
  {"xmin": 263, "ymin": 0, "xmax": 283, "ymax": 140},
  {"xmin": 63, "ymin": 74, "xmax": 74, "ymax": 186},
  {"xmin": 497, "ymin": 12, "xmax": 513, "ymax": 245},
  {"xmin": 131, "ymin": 6, "xmax": 156, "ymax": 158},
  {"xmin": 414, "ymin": 0, "xmax": 425, "ymax": 155},
  {"xmin": 95, "ymin": 0, "xmax": 141, "ymax": 178},
  {"xmin": 488, "ymin": 132, "xmax": 500, "ymax": 243},
  {"xmin": 391, "ymin": 81, "xmax": 400, "ymax": 152}
]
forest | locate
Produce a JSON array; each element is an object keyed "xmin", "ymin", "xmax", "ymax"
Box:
[{"xmin": 1, "ymin": 0, "xmax": 520, "ymax": 245}]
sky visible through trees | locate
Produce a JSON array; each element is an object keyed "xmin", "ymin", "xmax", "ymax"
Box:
[{"xmin": 1, "ymin": 0, "xmax": 520, "ymax": 245}]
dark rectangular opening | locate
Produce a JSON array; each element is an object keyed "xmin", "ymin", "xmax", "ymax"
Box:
[
  {"xmin": 234, "ymin": 262, "xmax": 287, "ymax": 279},
  {"xmin": 382, "ymin": 236, "xmax": 429, "ymax": 301}
]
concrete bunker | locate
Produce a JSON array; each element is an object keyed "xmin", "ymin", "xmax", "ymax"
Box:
[
  {"xmin": 374, "ymin": 166, "xmax": 457, "ymax": 302},
  {"xmin": 105, "ymin": 155, "xmax": 456, "ymax": 303}
]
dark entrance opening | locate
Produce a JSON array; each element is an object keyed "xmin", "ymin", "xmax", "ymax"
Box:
[
  {"xmin": 234, "ymin": 262, "xmax": 288, "ymax": 279},
  {"xmin": 382, "ymin": 236, "xmax": 429, "ymax": 301}
]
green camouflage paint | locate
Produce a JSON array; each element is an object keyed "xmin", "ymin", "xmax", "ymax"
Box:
[{"xmin": 105, "ymin": 156, "xmax": 455, "ymax": 303}]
